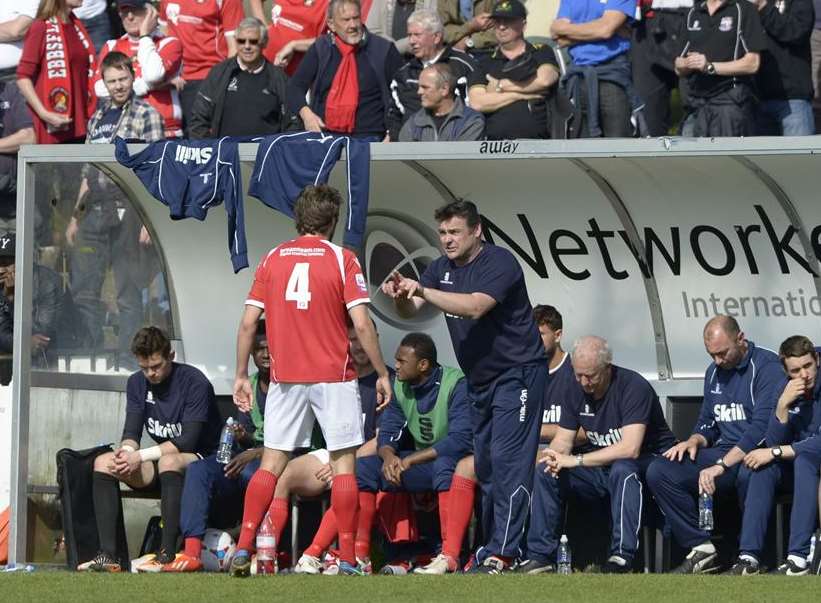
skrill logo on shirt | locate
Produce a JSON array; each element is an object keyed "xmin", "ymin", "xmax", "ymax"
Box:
[
  {"xmin": 587, "ymin": 428, "xmax": 623, "ymax": 447},
  {"xmin": 543, "ymin": 404, "xmax": 561, "ymax": 424},
  {"xmin": 175, "ymin": 145, "xmax": 213, "ymax": 165},
  {"xmin": 147, "ymin": 418, "xmax": 183, "ymax": 439},
  {"xmin": 713, "ymin": 403, "xmax": 747, "ymax": 423}
]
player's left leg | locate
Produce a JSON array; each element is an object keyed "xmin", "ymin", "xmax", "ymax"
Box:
[
  {"xmin": 475, "ymin": 364, "xmax": 545, "ymax": 573},
  {"xmin": 727, "ymin": 462, "xmax": 788, "ymax": 575},
  {"xmin": 136, "ymin": 452, "xmax": 200, "ymax": 572},
  {"xmin": 603, "ymin": 456, "xmax": 655, "ymax": 573},
  {"xmin": 311, "ymin": 380, "xmax": 366, "ymax": 574}
]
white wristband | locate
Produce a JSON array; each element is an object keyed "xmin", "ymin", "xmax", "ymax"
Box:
[
  {"xmin": 138, "ymin": 446, "xmax": 163, "ymax": 462},
  {"xmin": 120, "ymin": 444, "xmax": 136, "ymax": 453}
]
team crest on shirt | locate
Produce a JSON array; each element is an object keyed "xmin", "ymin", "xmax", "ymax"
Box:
[
  {"xmin": 166, "ymin": 3, "xmax": 181, "ymax": 25},
  {"xmin": 145, "ymin": 391, "xmax": 155, "ymax": 405},
  {"xmin": 719, "ymin": 16, "xmax": 734, "ymax": 32},
  {"xmin": 355, "ymin": 273, "xmax": 367, "ymax": 292},
  {"xmin": 580, "ymin": 403, "xmax": 594, "ymax": 417},
  {"xmin": 689, "ymin": 19, "xmax": 701, "ymax": 31},
  {"xmin": 440, "ymin": 271, "xmax": 452, "ymax": 285},
  {"xmin": 710, "ymin": 381, "xmax": 722, "ymax": 395}
]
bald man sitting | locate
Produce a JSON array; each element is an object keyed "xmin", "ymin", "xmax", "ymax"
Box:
[{"xmin": 647, "ymin": 315, "xmax": 784, "ymax": 574}]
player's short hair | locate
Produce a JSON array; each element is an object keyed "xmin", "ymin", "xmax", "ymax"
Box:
[
  {"xmin": 101, "ymin": 51, "xmax": 134, "ymax": 77},
  {"xmin": 294, "ymin": 185, "xmax": 342, "ymax": 236},
  {"xmin": 434, "ymin": 198, "xmax": 480, "ymax": 229},
  {"xmin": 131, "ymin": 326, "xmax": 172, "ymax": 359},
  {"xmin": 424, "ymin": 63, "xmax": 457, "ymax": 95},
  {"xmin": 407, "ymin": 8, "xmax": 444, "ymax": 35},
  {"xmin": 533, "ymin": 304, "xmax": 562, "ymax": 331},
  {"xmin": 400, "ymin": 332, "xmax": 437, "ymax": 365},
  {"xmin": 328, "ymin": 0, "xmax": 360, "ymax": 19},
  {"xmin": 779, "ymin": 335, "xmax": 816, "ymax": 365}
]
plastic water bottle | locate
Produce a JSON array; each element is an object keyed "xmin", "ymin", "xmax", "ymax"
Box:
[
  {"xmin": 255, "ymin": 513, "xmax": 277, "ymax": 575},
  {"xmin": 216, "ymin": 417, "xmax": 235, "ymax": 464},
  {"xmin": 557, "ymin": 534, "xmax": 572, "ymax": 574},
  {"xmin": 699, "ymin": 492, "xmax": 714, "ymax": 532}
]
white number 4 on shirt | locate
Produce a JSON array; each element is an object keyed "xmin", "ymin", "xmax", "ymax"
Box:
[{"xmin": 286, "ymin": 263, "xmax": 312, "ymax": 309}]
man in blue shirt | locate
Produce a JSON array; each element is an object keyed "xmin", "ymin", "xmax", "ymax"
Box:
[
  {"xmin": 78, "ymin": 326, "xmax": 221, "ymax": 573},
  {"xmin": 647, "ymin": 315, "xmax": 783, "ymax": 574},
  {"xmin": 551, "ymin": 0, "xmax": 638, "ymax": 137},
  {"xmin": 383, "ymin": 199, "xmax": 545, "ymax": 573},
  {"xmin": 534, "ymin": 335, "xmax": 675, "ymax": 573},
  {"xmin": 732, "ymin": 335, "xmax": 821, "ymax": 575}
]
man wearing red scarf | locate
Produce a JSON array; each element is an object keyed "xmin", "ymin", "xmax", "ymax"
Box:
[{"xmin": 286, "ymin": 0, "xmax": 403, "ymax": 140}]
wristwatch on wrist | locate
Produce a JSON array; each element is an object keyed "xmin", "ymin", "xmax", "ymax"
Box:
[
  {"xmin": 706, "ymin": 62, "xmax": 716, "ymax": 75},
  {"xmin": 715, "ymin": 457, "xmax": 727, "ymax": 469},
  {"xmin": 576, "ymin": 454, "xmax": 584, "ymax": 467},
  {"xmin": 771, "ymin": 446, "xmax": 783, "ymax": 458}
]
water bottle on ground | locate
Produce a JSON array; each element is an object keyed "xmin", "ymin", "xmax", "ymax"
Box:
[
  {"xmin": 557, "ymin": 534, "xmax": 572, "ymax": 574},
  {"xmin": 256, "ymin": 513, "xmax": 277, "ymax": 575},
  {"xmin": 216, "ymin": 417, "xmax": 235, "ymax": 464},
  {"xmin": 699, "ymin": 492, "xmax": 714, "ymax": 532}
]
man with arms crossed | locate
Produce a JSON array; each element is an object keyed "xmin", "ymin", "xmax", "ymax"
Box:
[
  {"xmin": 230, "ymin": 184, "xmax": 392, "ymax": 577},
  {"xmin": 383, "ymin": 198, "xmax": 545, "ymax": 573}
]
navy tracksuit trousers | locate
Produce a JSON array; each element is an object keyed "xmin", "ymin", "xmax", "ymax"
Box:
[
  {"xmin": 356, "ymin": 452, "xmax": 457, "ymax": 493},
  {"xmin": 471, "ymin": 364, "xmax": 546, "ymax": 561},
  {"xmin": 526, "ymin": 455, "xmax": 655, "ymax": 563},
  {"xmin": 646, "ymin": 447, "xmax": 751, "ymax": 549}
]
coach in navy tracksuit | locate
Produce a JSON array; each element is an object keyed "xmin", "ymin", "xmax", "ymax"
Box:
[
  {"xmin": 528, "ymin": 336, "xmax": 675, "ymax": 573},
  {"xmin": 732, "ymin": 336, "xmax": 821, "ymax": 575},
  {"xmin": 383, "ymin": 199, "xmax": 546, "ymax": 573},
  {"xmin": 647, "ymin": 315, "xmax": 782, "ymax": 574}
]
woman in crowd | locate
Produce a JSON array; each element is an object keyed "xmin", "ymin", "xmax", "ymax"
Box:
[{"xmin": 16, "ymin": 0, "xmax": 97, "ymax": 144}]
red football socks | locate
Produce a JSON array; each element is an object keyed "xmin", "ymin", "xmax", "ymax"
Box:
[
  {"xmin": 236, "ymin": 469, "xmax": 277, "ymax": 551},
  {"xmin": 443, "ymin": 476, "xmax": 476, "ymax": 560},
  {"xmin": 355, "ymin": 490, "xmax": 376, "ymax": 560},
  {"xmin": 438, "ymin": 490, "xmax": 450, "ymax": 548},
  {"xmin": 267, "ymin": 497, "xmax": 290, "ymax": 552},
  {"xmin": 331, "ymin": 474, "xmax": 359, "ymax": 564},
  {"xmin": 305, "ymin": 509, "xmax": 337, "ymax": 559},
  {"xmin": 184, "ymin": 536, "xmax": 201, "ymax": 559}
]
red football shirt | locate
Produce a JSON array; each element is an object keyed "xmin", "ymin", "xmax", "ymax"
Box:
[
  {"xmin": 159, "ymin": 0, "xmax": 244, "ymax": 80},
  {"xmin": 262, "ymin": 0, "xmax": 328, "ymax": 76},
  {"xmin": 94, "ymin": 34, "xmax": 184, "ymax": 138},
  {"xmin": 246, "ymin": 236, "xmax": 370, "ymax": 383}
]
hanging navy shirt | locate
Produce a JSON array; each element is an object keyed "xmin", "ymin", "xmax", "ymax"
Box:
[
  {"xmin": 419, "ymin": 243, "xmax": 545, "ymax": 388},
  {"xmin": 694, "ymin": 341, "xmax": 783, "ymax": 452},
  {"xmin": 125, "ymin": 362, "xmax": 222, "ymax": 456},
  {"xmin": 559, "ymin": 365, "xmax": 676, "ymax": 455}
]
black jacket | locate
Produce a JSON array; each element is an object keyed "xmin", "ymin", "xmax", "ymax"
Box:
[
  {"xmin": 189, "ymin": 58, "xmax": 297, "ymax": 138},
  {"xmin": 756, "ymin": 0, "xmax": 815, "ymax": 101},
  {"xmin": 387, "ymin": 46, "xmax": 478, "ymax": 140},
  {"xmin": 0, "ymin": 264, "xmax": 62, "ymax": 353}
]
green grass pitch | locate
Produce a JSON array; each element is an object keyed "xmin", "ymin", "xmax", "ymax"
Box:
[{"xmin": 3, "ymin": 573, "xmax": 820, "ymax": 603}]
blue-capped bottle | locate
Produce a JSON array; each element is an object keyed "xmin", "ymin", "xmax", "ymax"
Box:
[{"xmin": 216, "ymin": 417, "xmax": 235, "ymax": 464}]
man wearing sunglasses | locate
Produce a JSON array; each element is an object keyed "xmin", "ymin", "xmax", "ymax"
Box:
[{"xmin": 189, "ymin": 17, "xmax": 299, "ymax": 138}]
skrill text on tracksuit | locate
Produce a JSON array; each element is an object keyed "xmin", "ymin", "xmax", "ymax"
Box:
[
  {"xmin": 419, "ymin": 244, "xmax": 547, "ymax": 561},
  {"xmin": 647, "ymin": 342, "xmax": 783, "ymax": 550},
  {"xmin": 742, "ymin": 363, "xmax": 821, "ymax": 561},
  {"xmin": 114, "ymin": 136, "xmax": 248, "ymax": 272},
  {"xmin": 356, "ymin": 365, "xmax": 473, "ymax": 493},
  {"xmin": 527, "ymin": 365, "xmax": 675, "ymax": 564}
]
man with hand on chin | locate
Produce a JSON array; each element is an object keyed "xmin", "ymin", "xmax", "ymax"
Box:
[{"xmin": 732, "ymin": 336, "xmax": 821, "ymax": 575}]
